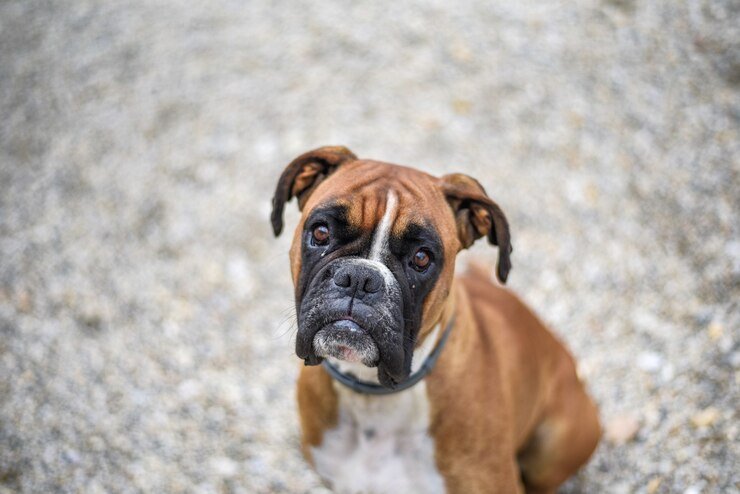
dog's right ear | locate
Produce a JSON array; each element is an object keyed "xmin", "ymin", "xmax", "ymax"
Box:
[{"xmin": 271, "ymin": 146, "xmax": 357, "ymax": 236}]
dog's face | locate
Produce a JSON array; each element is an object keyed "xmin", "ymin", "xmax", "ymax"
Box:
[{"xmin": 272, "ymin": 147, "xmax": 512, "ymax": 388}]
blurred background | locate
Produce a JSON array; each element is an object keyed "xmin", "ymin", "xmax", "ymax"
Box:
[{"xmin": 1, "ymin": 1, "xmax": 737, "ymax": 493}]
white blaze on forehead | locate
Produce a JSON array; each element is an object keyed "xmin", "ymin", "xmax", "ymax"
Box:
[{"xmin": 369, "ymin": 191, "xmax": 398, "ymax": 262}]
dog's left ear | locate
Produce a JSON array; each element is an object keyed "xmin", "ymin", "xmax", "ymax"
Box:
[
  {"xmin": 440, "ymin": 173, "xmax": 513, "ymax": 283},
  {"xmin": 271, "ymin": 146, "xmax": 357, "ymax": 236}
]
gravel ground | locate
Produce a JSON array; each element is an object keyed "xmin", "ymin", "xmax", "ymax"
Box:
[{"xmin": 1, "ymin": 1, "xmax": 738, "ymax": 493}]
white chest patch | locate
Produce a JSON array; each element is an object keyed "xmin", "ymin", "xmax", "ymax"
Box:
[
  {"xmin": 312, "ymin": 327, "xmax": 445, "ymax": 494},
  {"xmin": 311, "ymin": 382, "xmax": 445, "ymax": 494}
]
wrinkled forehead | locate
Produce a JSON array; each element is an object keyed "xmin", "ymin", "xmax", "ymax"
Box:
[{"xmin": 302, "ymin": 161, "xmax": 457, "ymax": 241}]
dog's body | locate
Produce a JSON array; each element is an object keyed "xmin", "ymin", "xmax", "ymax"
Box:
[{"xmin": 272, "ymin": 147, "xmax": 600, "ymax": 494}]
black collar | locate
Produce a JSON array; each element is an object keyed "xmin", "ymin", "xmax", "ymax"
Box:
[{"xmin": 322, "ymin": 315, "xmax": 456, "ymax": 395}]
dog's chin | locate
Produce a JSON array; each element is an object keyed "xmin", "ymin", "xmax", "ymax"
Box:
[{"xmin": 312, "ymin": 320, "xmax": 380, "ymax": 367}]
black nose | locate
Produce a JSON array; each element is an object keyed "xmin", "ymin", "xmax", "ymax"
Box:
[{"xmin": 333, "ymin": 264, "xmax": 383, "ymax": 295}]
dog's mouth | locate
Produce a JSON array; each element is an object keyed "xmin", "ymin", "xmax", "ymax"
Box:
[{"xmin": 312, "ymin": 318, "xmax": 380, "ymax": 366}]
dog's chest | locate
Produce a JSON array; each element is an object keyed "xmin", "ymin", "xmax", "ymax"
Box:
[{"xmin": 311, "ymin": 381, "xmax": 445, "ymax": 494}]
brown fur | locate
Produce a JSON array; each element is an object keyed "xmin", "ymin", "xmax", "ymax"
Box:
[
  {"xmin": 274, "ymin": 147, "xmax": 601, "ymax": 493},
  {"xmin": 426, "ymin": 271, "xmax": 601, "ymax": 493},
  {"xmin": 296, "ymin": 363, "xmax": 339, "ymax": 464}
]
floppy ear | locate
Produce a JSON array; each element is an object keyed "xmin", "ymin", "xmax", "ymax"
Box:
[
  {"xmin": 271, "ymin": 146, "xmax": 357, "ymax": 236},
  {"xmin": 440, "ymin": 173, "xmax": 513, "ymax": 283}
]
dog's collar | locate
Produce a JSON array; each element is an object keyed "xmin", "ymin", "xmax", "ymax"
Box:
[{"xmin": 322, "ymin": 314, "xmax": 456, "ymax": 395}]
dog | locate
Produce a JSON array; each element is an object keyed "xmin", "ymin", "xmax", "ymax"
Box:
[{"xmin": 271, "ymin": 146, "xmax": 601, "ymax": 494}]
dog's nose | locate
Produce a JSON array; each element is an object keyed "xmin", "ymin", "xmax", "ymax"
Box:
[{"xmin": 333, "ymin": 265, "xmax": 383, "ymax": 295}]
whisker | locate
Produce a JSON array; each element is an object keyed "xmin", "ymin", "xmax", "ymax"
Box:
[{"xmin": 274, "ymin": 318, "xmax": 298, "ymax": 339}]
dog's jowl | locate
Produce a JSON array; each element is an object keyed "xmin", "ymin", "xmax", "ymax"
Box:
[{"xmin": 271, "ymin": 146, "xmax": 601, "ymax": 494}]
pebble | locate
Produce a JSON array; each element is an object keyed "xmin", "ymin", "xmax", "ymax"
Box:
[
  {"xmin": 178, "ymin": 379, "xmax": 203, "ymax": 401},
  {"xmin": 210, "ymin": 457, "xmax": 239, "ymax": 478},
  {"xmin": 636, "ymin": 352, "xmax": 664, "ymax": 373},
  {"xmin": 684, "ymin": 483, "xmax": 705, "ymax": 494},
  {"xmin": 647, "ymin": 477, "xmax": 662, "ymax": 494},
  {"xmin": 691, "ymin": 408, "xmax": 720, "ymax": 429},
  {"xmin": 707, "ymin": 321, "xmax": 724, "ymax": 341},
  {"xmin": 605, "ymin": 414, "xmax": 641, "ymax": 444}
]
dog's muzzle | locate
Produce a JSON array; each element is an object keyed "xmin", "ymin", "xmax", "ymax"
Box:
[
  {"xmin": 296, "ymin": 257, "xmax": 406, "ymax": 386},
  {"xmin": 312, "ymin": 319, "xmax": 380, "ymax": 366}
]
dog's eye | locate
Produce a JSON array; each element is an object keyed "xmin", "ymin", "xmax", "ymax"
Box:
[
  {"xmin": 311, "ymin": 224, "xmax": 330, "ymax": 246},
  {"xmin": 411, "ymin": 248, "xmax": 432, "ymax": 271}
]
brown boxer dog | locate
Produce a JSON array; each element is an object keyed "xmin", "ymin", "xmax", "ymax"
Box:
[{"xmin": 271, "ymin": 146, "xmax": 601, "ymax": 494}]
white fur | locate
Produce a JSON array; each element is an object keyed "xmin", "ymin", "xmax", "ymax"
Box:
[
  {"xmin": 313, "ymin": 326, "xmax": 445, "ymax": 494},
  {"xmin": 369, "ymin": 191, "xmax": 398, "ymax": 262},
  {"xmin": 328, "ymin": 356, "xmax": 381, "ymax": 382}
]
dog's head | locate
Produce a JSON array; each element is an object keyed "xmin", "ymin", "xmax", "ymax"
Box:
[{"xmin": 271, "ymin": 146, "xmax": 512, "ymax": 388}]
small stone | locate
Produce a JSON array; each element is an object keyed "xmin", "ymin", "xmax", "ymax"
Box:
[
  {"xmin": 707, "ymin": 321, "xmax": 724, "ymax": 341},
  {"xmin": 610, "ymin": 481, "xmax": 631, "ymax": 494},
  {"xmin": 647, "ymin": 477, "xmax": 662, "ymax": 494},
  {"xmin": 63, "ymin": 449, "xmax": 81, "ymax": 464},
  {"xmin": 178, "ymin": 379, "xmax": 203, "ymax": 401},
  {"xmin": 691, "ymin": 407, "xmax": 720, "ymax": 428},
  {"xmin": 450, "ymin": 40, "xmax": 473, "ymax": 62},
  {"xmin": 218, "ymin": 380, "xmax": 243, "ymax": 406},
  {"xmin": 636, "ymin": 352, "xmax": 663, "ymax": 373},
  {"xmin": 76, "ymin": 297, "xmax": 111, "ymax": 331},
  {"xmin": 576, "ymin": 359, "xmax": 595, "ymax": 381},
  {"xmin": 660, "ymin": 363, "xmax": 675, "ymax": 382},
  {"xmin": 684, "ymin": 484, "xmax": 704, "ymax": 494},
  {"xmin": 452, "ymin": 99, "xmax": 472, "ymax": 115},
  {"xmin": 605, "ymin": 414, "xmax": 641, "ymax": 444},
  {"xmin": 16, "ymin": 289, "xmax": 32, "ymax": 313},
  {"xmin": 210, "ymin": 456, "xmax": 239, "ymax": 477},
  {"xmin": 585, "ymin": 183, "xmax": 599, "ymax": 204},
  {"xmin": 202, "ymin": 259, "xmax": 225, "ymax": 286},
  {"xmin": 227, "ymin": 255, "xmax": 255, "ymax": 298}
]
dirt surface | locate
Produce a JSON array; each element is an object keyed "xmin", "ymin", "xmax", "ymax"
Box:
[{"xmin": 1, "ymin": 1, "xmax": 738, "ymax": 493}]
